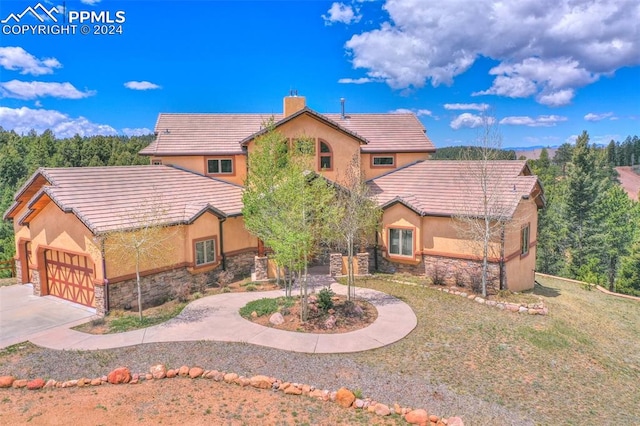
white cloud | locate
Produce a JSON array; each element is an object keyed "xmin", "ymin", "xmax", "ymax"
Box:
[
  {"xmin": 0, "ymin": 46, "xmax": 61, "ymax": 76},
  {"xmin": 450, "ymin": 113, "xmax": 495, "ymax": 130},
  {"xmin": 0, "ymin": 80, "xmax": 95, "ymax": 100},
  {"xmin": 0, "ymin": 106, "xmax": 117, "ymax": 138},
  {"xmin": 344, "ymin": 0, "xmax": 640, "ymax": 105},
  {"xmin": 124, "ymin": 81, "xmax": 161, "ymax": 90},
  {"xmin": 34, "ymin": 100, "xmax": 43, "ymax": 107},
  {"xmin": 499, "ymin": 115, "xmax": 568, "ymax": 127},
  {"xmin": 323, "ymin": 2, "xmax": 362, "ymax": 25},
  {"xmin": 80, "ymin": 0, "xmax": 101, "ymax": 4},
  {"xmin": 390, "ymin": 108, "xmax": 433, "ymax": 117},
  {"xmin": 122, "ymin": 127, "xmax": 153, "ymax": 136},
  {"xmin": 584, "ymin": 112, "xmax": 615, "ymax": 122},
  {"xmin": 443, "ymin": 103, "xmax": 489, "ymax": 111},
  {"xmin": 338, "ymin": 77, "xmax": 377, "ymax": 84}
]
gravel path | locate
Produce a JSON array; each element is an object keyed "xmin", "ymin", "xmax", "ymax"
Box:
[{"xmin": 4, "ymin": 341, "xmax": 534, "ymax": 425}]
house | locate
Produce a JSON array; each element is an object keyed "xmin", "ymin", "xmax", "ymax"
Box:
[{"xmin": 4, "ymin": 95, "xmax": 544, "ymax": 314}]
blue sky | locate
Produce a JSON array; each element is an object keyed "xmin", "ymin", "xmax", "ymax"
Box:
[{"xmin": 0, "ymin": 0, "xmax": 638, "ymax": 148}]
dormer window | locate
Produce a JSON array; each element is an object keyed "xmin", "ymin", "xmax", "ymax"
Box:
[
  {"xmin": 319, "ymin": 140, "xmax": 332, "ymax": 170},
  {"xmin": 207, "ymin": 158, "xmax": 234, "ymax": 175}
]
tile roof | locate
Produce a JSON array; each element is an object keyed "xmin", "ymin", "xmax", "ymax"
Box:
[
  {"xmin": 368, "ymin": 160, "xmax": 543, "ymax": 218},
  {"xmin": 141, "ymin": 110, "xmax": 435, "ymax": 156},
  {"xmin": 4, "ymin": 166, "xmax": 244, "ymax": 234}
]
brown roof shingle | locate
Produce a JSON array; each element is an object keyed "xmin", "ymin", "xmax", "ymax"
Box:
[
  {"xmin": 5, "ymin": 166, "xmax": 244, "ymax": 234},
  {"xmin": 368, "ymin": 160, "xmax": 542, "ymax": 218},
  {"xmin": 141, "ymin": 109, "xmax": 435, "ymax": 156}
]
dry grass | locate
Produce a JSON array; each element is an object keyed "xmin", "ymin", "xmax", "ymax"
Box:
[
  {"xmin": 349, "ymin": 275, "xmax": 640, "ymax": 424},
  {"xmin": 0, "ymin": 277, "xmax": 17, "ymax": 287}
]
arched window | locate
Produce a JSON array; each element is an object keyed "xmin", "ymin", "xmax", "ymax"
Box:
[{"xmin": 319, "ymin": 140, "xmax": 332, "ymax": 170}]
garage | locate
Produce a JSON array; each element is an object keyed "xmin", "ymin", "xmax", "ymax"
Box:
[{"xmin": 44, "ymin": 250, "xmax": 95, "ymax": 308}]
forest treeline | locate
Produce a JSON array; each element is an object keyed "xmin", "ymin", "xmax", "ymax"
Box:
[
  {"xmin": 0, "ymin": 128, "xmax": 153, "ymax": 276},
  {"xmin": 530, "ymin": 132, "xmax": 640, "ymax": 296}
]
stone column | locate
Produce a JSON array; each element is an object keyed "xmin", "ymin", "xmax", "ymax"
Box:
[
  {"xmin": 14, "ymin": 259, "xmax": 22, "ymax": 284},
  {"xmin": 356, "ymin": 253, "xmax": 369, "ymax": 275},
  {"xmin": 329, "ymin": 253, "xmax": 342, "ymax": 277},
  {"xmin": 254, "ymin": 256, "xmax": 268, "ymax": 281},
  {"xmin": 94, "ymin": 282, "xmax": 106, "ymax": 317},
  {"xmin": 31, "ymin": 270, "xmax": 41, "ymax": 296}
]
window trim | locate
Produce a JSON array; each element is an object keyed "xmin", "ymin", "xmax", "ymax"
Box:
[
  {"xmin": 371, "ymin": 154, "xmax": 396, "ymax": 168},
  {"xmin": 317, "ymin": 140, "xmax": 333, "ymax": 171},
  {"xmin": 193, "ymin": 236, "xmax": 218, "ymax": 268},
  {"xmin": 205, "ymin": 157, "xmax": 235, "ymax": 176},
  {"xmin": 387, "ymin": 226, "xmax": 415, "ymax": 259},
  {"xmin": 520, "ymin": 223, "xmax": 530, "ymax": 257}
]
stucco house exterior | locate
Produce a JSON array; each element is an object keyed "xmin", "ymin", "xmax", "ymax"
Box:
[{"xmin": 4, "ymin": 95, "xmax": 544, "ymax": 315}]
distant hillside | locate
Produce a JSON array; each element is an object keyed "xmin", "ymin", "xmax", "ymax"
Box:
[
  {"xmin": 616, "ymin": 166, "xmax": 640, "ymax": 201},
  {"xmin": 513, "ymin": 147, "xmax": 558, "ymax": 160}
]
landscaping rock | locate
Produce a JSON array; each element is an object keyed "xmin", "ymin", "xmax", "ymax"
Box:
[
  {"xmin": 324, "ymin": 315, "xmax": 336, "ymax": 329},
  {"xmin": 335, "ymin": 387, "xmax": 356, "ymax": 408},
  {"xmin": 107, "ymin": 367, "xmax": 131, "ymax": 384},
  {"xmin": 166, "ymin": 369, "xmax": 177, "ymax": 378},
  {"xmin": 354, "ymin": 399, "xmax": 365, "ymax": 409},
  {"xmin": 429, "ymin": 414, "xmax": 440, "ymax": 423},
  {"xmin": 250, "ymin": 311, "xmax": 258, "ymax": 318},
  {"xmin": 12, "ymin": 379, "xmax": 28, "ymax": 388},
  {"xmin": 27, "ymin": 378, "xmax": 45, "ymax": 390},
  {"xmin": 150, "ymin": 364, "xmax": 167, "ymax": 379},
  {"xmin": 178, "ymin": 365, "xmax": 190, "ymax": 377},
  {"xmin": 0, "ymin": 376, "xmax": 15, "ymax": 388},
  {"xmin": 269, "ymin": 312, "xmax": 284, "ymax": 325},
  {"xmin": 223, "ymin": 373, "xmax": 238, "ymax": 383},
  {"xmin": 250, "ymin": 375, "xmax": 273, "ymax": 389},
  {"xmin": 518, "ymin": 306, "xmax": 528, "ymax": 313},
  {"xmin": 189, "ymin": 367, "xmax": 204, "ymax": 378},
  {"xmin": 374, "ymin": 403, "xmax": 391, "ymax": 416},
  {"xmin": 448, "ymin": 416, "xmax": 464, "ymax": 426},
  {"xmin": 284, "ymin": 385, "xmax": 302, "ymax": 395},
  {"xmin": 309, "ymin": 389, "xmax": 324, "ymax": 399},
  {"xmin": 393, "ymin": 403, "xmax": 402, "ymax": 414},
  {"xmin": 405, "ymin": 409, "xmax": 429, "ymax": 424},
  {"xmin": 44, "ymin": 380, "xmax": 56, "ymax": 389},
  {"xmin": 90, "ymin": 378, "xmax": 102, "ymax": 386}
]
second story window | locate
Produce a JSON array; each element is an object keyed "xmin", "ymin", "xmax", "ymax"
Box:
[
  {"xmin": 319, "ymin": 141, "xmax": 332, "ymax": 170},
  {"xmin": 207, "ymin": 158, "xmax": 233, "ymax": 174}
]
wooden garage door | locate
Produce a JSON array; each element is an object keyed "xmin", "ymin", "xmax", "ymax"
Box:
[{"xmin": 45, "ymin": 250, "xmax": 95, "ymax": 307}]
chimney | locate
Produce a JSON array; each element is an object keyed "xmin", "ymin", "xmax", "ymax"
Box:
[
  {"xmin": 283, "ymin": 90, "xmax": 306, "ymax": 118},
  {"xmin": 340, "ymin": 98, "xmax": 345, "ymax": 120}
]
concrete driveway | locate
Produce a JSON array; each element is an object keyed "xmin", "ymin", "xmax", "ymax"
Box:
[{"xmin": 0, "ymin": 284, "xmax": 96, "ymax": 349}]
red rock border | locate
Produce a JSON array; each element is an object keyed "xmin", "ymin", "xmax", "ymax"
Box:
[{"xmin": 0, "ymin": 365, "xmax": 464, "ymax": 426}]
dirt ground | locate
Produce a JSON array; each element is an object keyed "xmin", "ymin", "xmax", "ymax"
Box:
[
  {"xmin": 0, "ymin": 378, "xmax": 401, "ymax": 426},
  {"xmin": 616, "ymin": 166, "xmax": 640, "ymax": 200}
]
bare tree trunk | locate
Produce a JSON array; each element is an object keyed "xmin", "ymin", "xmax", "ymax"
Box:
[
  {"xmin": 347, "ymin": 238, "xmax": 354, "ymax": 300},
  {"xmin": 136, "ymin": 251, "xmax": 143, "ymax": 321}
]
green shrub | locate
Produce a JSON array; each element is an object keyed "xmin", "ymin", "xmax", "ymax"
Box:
[
  {"xmin": 317, "ymin": 287, "xmax": 335, "ymax": 312},
  {"xmin": 239, "ymin": 297, "xmax": 294, "ymax": 318},
  {"xmin": 245, "ymin": 284, "xmax": 257, "ymax": 292}
]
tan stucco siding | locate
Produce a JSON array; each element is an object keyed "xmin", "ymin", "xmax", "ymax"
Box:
[
  {"xmin": 422, "ymin": 216, "xmax": 501, "ymax": 260},
  {"xmin": 379, "ymin": 203, "xmax": 422, "ymax": 263},
  {"xmin": 503, "ymin": 199, "xmax": 539, "ymax": 291},
  {"xmin": 362, "ymin": 152, "xmax": 430, "ymax": 180},
  {"xmin": 223, "ymin": 216, "xmax": 258, "ymax": 254},
  {"xmin": 150, "ymin": 155, "xmax": 247, "ymax": 185},
  {"xmin": 13, "ymin": 200, "xmax": 103, "ymax": 283}
]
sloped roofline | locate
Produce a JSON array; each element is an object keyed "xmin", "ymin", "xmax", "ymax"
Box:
[{"xmin": 239, "ymin": 107, "xmax": 369, "ymax": 146}]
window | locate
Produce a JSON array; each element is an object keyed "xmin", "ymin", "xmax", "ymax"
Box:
[
  {"xmin": 151, "ymin": 159, "xmax": 162, "ymax": 165},
  {"xmin": 207, "ymin": 158, "xmax": 233, "ymax": 174},
  {"xmin": 195, "ymin": 239, "xmax": 216, "ymax": 266},
  {"xmin": 521, "ymin": 224, "xmax": 530, "ymax": 255},
  {"xmin": 389, "ymin": 228, "xmax": 414, "ymax": 257},
  {"xmin": 372, "ymin": 156, "xmax": 395, "ymax": 167},
  {"xmin": 319, "ymin": 141, "xmax": 332, "ymax": 170}
]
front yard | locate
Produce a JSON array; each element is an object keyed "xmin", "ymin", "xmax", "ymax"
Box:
[{"xmin": 1, "ymin": 274, "xmax": 638, "ymax": 424}]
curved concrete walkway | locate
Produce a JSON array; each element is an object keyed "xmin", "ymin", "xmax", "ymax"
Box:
[{"xmin": 28, "ymin": 280, "xmax": 417, "ymax": 354}]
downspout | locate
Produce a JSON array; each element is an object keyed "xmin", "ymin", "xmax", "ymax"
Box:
[
  {"xmin": 219, "ymin": 217, "xmax": 227, "ymax": 271},
  {"xmin": 101, "ymin": 238, "xmax": 109, "ymax": 315}
]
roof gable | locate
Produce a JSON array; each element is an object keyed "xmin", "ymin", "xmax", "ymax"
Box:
[
  {"xmin": 6, "ymin": 166, "xmax": 245, "ymax": 234},
  {"xmin": 368, "ymin": 160, "xmax": 544, "ymax": 219}
]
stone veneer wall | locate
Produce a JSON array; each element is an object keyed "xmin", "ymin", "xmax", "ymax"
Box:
[
  {"xmin": 14, "ymin": 259, "xmax": 22, "ymax": 285},
  {"xmin": 31, "ymin": 269, "xmax": 42, "ymax": 296},
  {"xmin": 105, "ymin": 251, "xmax": 256, "ymax": 315},
  {"xmin": 328, "ymin": 253, "xmax": 370, "ymax": 277},
  {"xmin": 371, "ymin": 249, "xmax": 500, "ymax": 293},
  {"xmin": 254, "ymin": 256, "xmax": 268, "ymax": 281}
]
